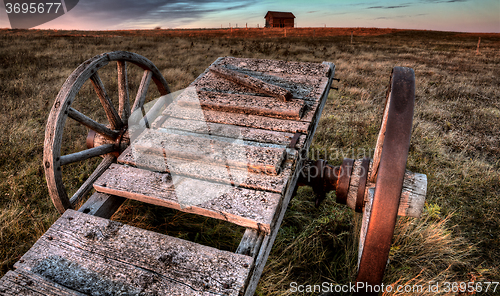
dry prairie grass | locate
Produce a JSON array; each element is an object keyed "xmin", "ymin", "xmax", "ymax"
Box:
[{"xmin": 0, "ymin": 28, "xmax": 499, "ymax": 295}]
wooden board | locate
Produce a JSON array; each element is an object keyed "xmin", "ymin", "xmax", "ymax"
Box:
[
  {"xmin": 219, "ymin": 57, "xmax": 332, "ymax": 78},
  {"xmin": 118, "ymin": 146, "xmax": 293, "ymax": 194},
  {"xmin": 132, "ymin": 129, "xmax": 286, "ymax": 175},
  {"xmin": 154, "ymin": 117, "xmax": 307, "ymax": 148},
  {"xmin": 178, "ymin": 90, "xmax": 305, "ymax": 120},
  {"xmin": 14, "ymin": 210, "xmax": 253, "ymax": 296},
  {"xmin": 161, "ymin": 106, "xmax": 310, "ymax": 134},
  {"xmin": 209, "ymin": 64, "xmax": 293, "ymax": 101},
  {"xmin": 194, "ymin": 58, "xmax": 330, "ymax": 102},
  {"xmin": 94, "ymin": 164, "xmax": 282, "ymax": 233},
  {"xmin": 0, "ymin": 270, "xmax": 85, "ymax": 296}
]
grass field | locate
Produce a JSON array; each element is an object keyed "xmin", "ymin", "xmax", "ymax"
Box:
[{"xmin": 0, "ymin": 27, "xmax": 499, "ymax": 295}]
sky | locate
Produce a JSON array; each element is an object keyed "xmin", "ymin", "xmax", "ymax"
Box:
[{"xmin": 0, "ymin": 0, "xmax": 499, "ymax": 33}]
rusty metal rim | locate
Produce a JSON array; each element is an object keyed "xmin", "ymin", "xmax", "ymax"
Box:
[{"xmin": 355, "ymin": 67, "xmax": 415, "ymax": 289}]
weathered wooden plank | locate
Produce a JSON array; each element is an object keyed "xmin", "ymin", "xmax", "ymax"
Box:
[
  {"xmin": 94, "ymin": 164, "xmax": 282, "ymax": 233},
  {"xmin": 132, "ymin": 129, "xmax": 286, "ymax": 175},
  {"xmin": 118, "ymin": 146, "xmax": 293, "ymax": 194},
  {"xmin": 224, "ymin": 69, "xmax": 330, "ymax": 103},
  {"xmin": 14, "ymin": 210, "xmax": 253, "ymax": 296},
  {"xmin": 209, "ymin": 64, "xmax": 293, "ymax": 101},
  {"xmin": 300, "ymin": 102, "xmax": 319, "ymax": 123},
  {"xmin": 162, "ymin": 105, "xmax": 310, "ymax": 134},
  {"xmin": 194, "ymin": 71, "xmax": 327, "ymax": 102},
  {"xmin": 77, "ymin": 192, "xmax": 125, "ymax": 219},
  {"xmin": 154, "ymin": 117, "xmax": 307, "ymax": 148},
  {"xmin": 177, "ymin": 90, "xmax": 305, "ymax": 120},
  {"xmin": 236, "ymin": 229, "xmax": 265, "ymax": 258},
  {"xmin": 219, "ymin": 56, "xmax": 332, "ymax": 77},
  {"xmin": 0, "ymin": 270, "xmax": 85, "ymax": 296}
]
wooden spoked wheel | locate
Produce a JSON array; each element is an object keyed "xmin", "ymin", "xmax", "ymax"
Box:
[
  {"xmin": 43, "ymin": 51, "xmax": 170, "ymax": 214},
  {"xmin": 356, "ymin": 67, "xmax": 415, "ymax": 290}
]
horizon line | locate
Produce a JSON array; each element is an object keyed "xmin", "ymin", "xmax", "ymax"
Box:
[{"xmin": 0, "ymin": 26, "xmax": 499, "ymax": 34}]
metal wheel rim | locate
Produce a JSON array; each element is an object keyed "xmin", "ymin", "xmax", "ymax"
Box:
[{"xmin": 356, "ymin": 67, "xmax": 415, "ymax": 287}]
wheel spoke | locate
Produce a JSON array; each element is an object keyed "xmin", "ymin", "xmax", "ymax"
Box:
[
  {"xmin": 131, "ymin": 70, "xmax": 153, "ymax": 113},
  {"xmin": 90, "ymin": 72, "xmax": 124, "ymax": 130},
  {"xmin": 117, "ymin": 61, "xmax": 130, "ymax": 123},
  {"xmin": 69, "ymin": 154, "xmax": 115, "ymax": 207},
  {"xmin": 60, "ymin": 144, "xmax": 115, "ymax": 166},
  {"xmin": 68, "ymin": 107, "xmax": 119, "ymax": 140}
]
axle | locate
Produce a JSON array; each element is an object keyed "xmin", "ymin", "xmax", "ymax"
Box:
[{"xmin": 296, "ymin": 158, "xmax": 427, "ymax": 218}]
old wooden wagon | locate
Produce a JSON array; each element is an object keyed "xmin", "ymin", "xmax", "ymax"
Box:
[{"xmin": 0, "ymin": 52, "xmax": 426, "ymax": 295}]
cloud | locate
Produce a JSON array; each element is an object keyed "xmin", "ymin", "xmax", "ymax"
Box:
[
  {"xmin": 367, "ymin": 5, "xmax": 410, "ymax": 9},
  {"xmin": 419, "ymin": 0, "xmax": 469, "ymax": 3},
  {"xmin": 67, "ymin": 0, "xmax": 256, "ymax": 28}
]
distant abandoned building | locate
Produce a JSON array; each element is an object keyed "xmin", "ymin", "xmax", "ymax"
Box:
[{"xmin": 264, "ymin": 11, "xmax": 295, "ymax": 28}]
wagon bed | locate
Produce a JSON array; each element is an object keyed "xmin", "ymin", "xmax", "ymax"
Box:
[{"xmin": 1, "ymin": 56, "xmax": 336, "ymax": 295}]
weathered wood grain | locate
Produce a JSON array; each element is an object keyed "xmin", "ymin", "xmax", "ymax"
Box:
[
  {"xmin": 90, "ymin": 72, "xmax": 123, "ymax": 130},
  {"xmin": 209, "ymin": 64, "xmax": 293, "ymax": 101},
  {"xmin": 219, "ymin": 56, "xmax": 331, "ymax": 77},
  {"xmin": 131, "ymin": 70, "xmax": 153, "ymax": 113},
  {"xmin": 118, "ymin": 146, "xmax": 293, "ymax": 194},
  {"xmin": 194, "ymin": 71, "xmax": 327, "ymax": 102},
  {"xmin": 67, "ymin": 107, "xmax": 119, "ymax": 140},
  {"xmin": 117, "ymin": 60, "xmax": 130, "ymax": 123},
  {"xmin": 14, "ymin": 210, "xmax": 253, "ymax": 296},
  {"xmin": 132, "ymin": 129, "xmax": 286, "ymax": 175},
  {"xmin": 162, "ymin": 105, "xmax": 310, "ymax": 134},
  {"xmin": 358, "ymin": 187, "xmax": 374, "ymax": 269},
  {"xmin": 177, "ymin": 90, "xmax": 304, "ymax": 120},
  {"xmin": 154, "ymin": 117, "xmax": 307, "ymax": 148},
  {"xmin": 370, "ymin": 91, "xmax": 391, "ymax": 183},
  {"xmin": 59, "ymin": 144, "xmax": 115, "ymax": 166},
  {"xmin": 236, "ymin": 229, "xmax": 265, "ymax": 258},
  {"xmin": 0, "ymin": 270, "xmax": 85, "ymax": 296},
  {"xmin": 94, "ymin": 164, "xmax": 282, "ymax": 233}
]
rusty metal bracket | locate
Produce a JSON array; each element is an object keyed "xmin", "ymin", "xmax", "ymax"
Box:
[{"xmin": 287, "ymin": 132, "xmax": 303, "ymax": 149}]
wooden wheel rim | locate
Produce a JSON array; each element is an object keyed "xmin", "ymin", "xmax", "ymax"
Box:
[
  {"xmin": 43, "ymin": 51, "xmax": 170, "ymax": 214},
  {"xmin": 356, "ymin": 67, "xmax": 415, "ymax": 288}
]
